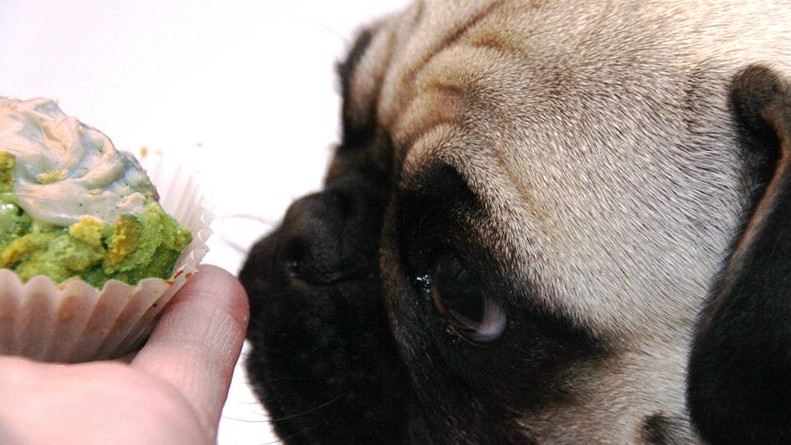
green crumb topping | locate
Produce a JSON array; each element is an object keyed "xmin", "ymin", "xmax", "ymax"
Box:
[
  {"xmin": 0, "ymin": 152, "xmax": 192, "ymax": 287},
  {"xmin": 0, "ymin": 151, "xmax": 15, "ymax": 194}
]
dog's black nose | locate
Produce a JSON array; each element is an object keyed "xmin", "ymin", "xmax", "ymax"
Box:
[
  {"xmin": 238, "ymin": 173, "xmax": 393, "ymax": 343},
  {"xmin": 253, "ymin": 175, "xmax": 386, "ymax": 291},
  {"xmin": 276, "ymin": 190, "xmax": 355, "ymax": 285},
  {"xmin": 239, "ymin": 176, "xmax": 389, "ymax": 320}
]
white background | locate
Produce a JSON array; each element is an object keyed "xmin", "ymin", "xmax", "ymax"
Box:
[{"xmin": 0, "ymin": 1, "xmax": 408, "ymax": 443}]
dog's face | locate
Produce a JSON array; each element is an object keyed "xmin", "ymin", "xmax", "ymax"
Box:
[{"xmin": 240, "ymin": 1, "xmax": 791, "ymax": 443}]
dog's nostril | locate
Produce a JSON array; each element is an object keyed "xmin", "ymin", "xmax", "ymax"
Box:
[{"xmin": 274, "ymin": 189, "xmax": 367, "ymax": 285}]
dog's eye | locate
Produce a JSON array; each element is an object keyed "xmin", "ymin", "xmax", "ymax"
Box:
[{"xmin": 430, "ymin": 254, "xmax": 506, "ymax": 343}]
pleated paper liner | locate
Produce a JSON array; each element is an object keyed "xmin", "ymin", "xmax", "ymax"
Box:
[{"xmin": 0, "ymin": 150, "xmax": 212, "ymax": 362}]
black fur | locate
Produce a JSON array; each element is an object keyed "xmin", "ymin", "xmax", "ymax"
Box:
[
  {"xmin": 240, "ymin": 170, "xmax": 423, "ymax": 443},
  {"xmin": 687, "ymin": 65, "xmax": 791, "ymax": 445}
]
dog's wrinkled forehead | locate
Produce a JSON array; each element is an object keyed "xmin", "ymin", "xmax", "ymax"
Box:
[{"xmin": 337, "ymin": 0, "xmax": 765, "ymax": 336}]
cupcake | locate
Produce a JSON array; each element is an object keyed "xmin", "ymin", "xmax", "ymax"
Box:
[{"xmin": 0, "ymin": 97, "xmax": 210, "ymax": 362}]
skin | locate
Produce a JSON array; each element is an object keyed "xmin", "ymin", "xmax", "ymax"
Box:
[{"xmin": 0, "ymin": 265, "xmax": 248, "ymax": 444}]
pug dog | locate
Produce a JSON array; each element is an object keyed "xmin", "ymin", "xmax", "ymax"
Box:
[{"xmin": 240, "ymin": 0, "xmax": 791, "ymax": 443}]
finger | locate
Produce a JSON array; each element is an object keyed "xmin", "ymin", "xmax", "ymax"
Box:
[{"xmin": 132, "ymin": 265, "xmax": 249, "ymax": 438}]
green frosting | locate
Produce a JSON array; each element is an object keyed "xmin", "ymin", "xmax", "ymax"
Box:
[{"xmin": 0, "ymin": 152, "xmax": 192, "ymax": 287}]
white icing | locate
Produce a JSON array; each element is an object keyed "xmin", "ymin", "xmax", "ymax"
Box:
[{"xmin": 0, "ymin": 97, "xmax": 156, "ymax": 226}]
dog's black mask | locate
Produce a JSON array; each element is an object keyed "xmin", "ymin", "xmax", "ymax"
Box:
[{"xmin": 239, "ymin": 162, "xmax": 434, "ymax": 443}]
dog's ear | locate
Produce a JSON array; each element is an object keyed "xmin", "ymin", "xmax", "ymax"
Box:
[{"xmin": 688, "ymin": 65, "xmax": 791, "ymax": 445}]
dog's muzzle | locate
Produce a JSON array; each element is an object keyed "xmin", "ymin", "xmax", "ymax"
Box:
[{"xmin": 239, "ymin": 175, "xmax": 427, "ymax": 443}]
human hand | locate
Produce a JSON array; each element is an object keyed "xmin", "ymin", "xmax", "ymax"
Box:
[{"xmin": 0, "ymin": 265, "xmax": 249, "ymax": 445}]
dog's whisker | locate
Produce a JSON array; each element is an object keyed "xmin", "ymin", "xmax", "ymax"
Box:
[
  {"xmin": 267, "ymin": 394, "xmax": 345, "ymax": 422},
  {"xmin": 221, "ymin": 414, "xmax": 271, "ymax": 424}
]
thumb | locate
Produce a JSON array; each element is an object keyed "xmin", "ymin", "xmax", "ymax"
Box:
[{"xmin": 133, "ymin": 265, "xmax": 249, "ymax": 437}]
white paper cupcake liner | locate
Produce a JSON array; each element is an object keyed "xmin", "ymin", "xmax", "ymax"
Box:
[{"xmin": 0, "ymin": 150, "xmax": 212, "ymax": 363}]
